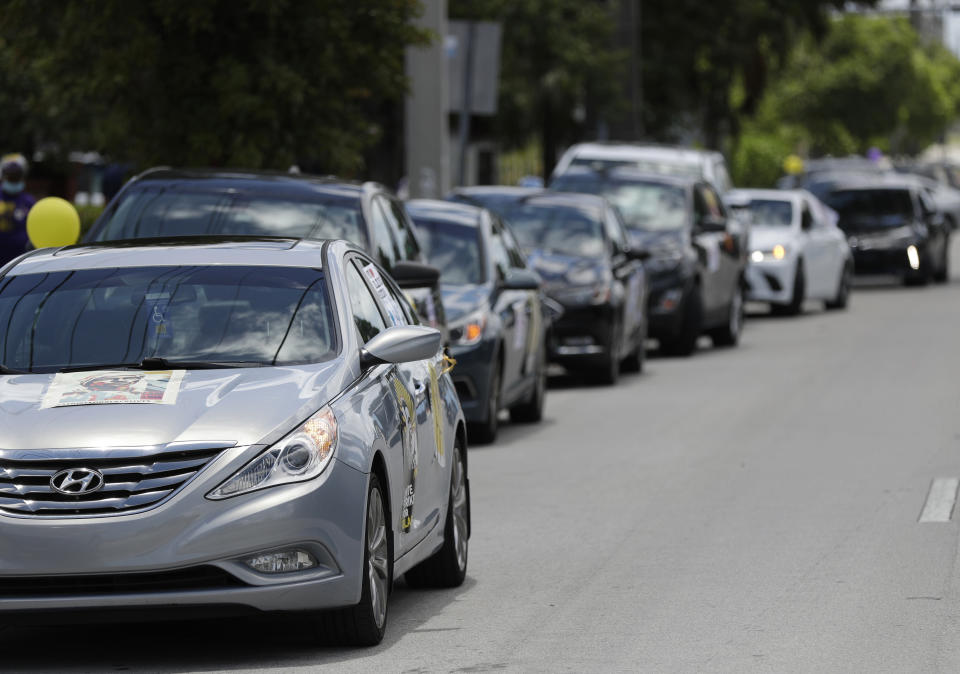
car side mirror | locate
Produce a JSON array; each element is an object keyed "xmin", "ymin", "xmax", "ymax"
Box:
[
  {"xmin": 391, "ymin": 260, "xmax": 441, "ymax": 290},
  {"xmin": 696, "ymin": 214, "xmax": 727, "ymax": 233},
  {"xmin": 359, "ymin": 325, "xmax": 441, "ymax": 369},
  {"xmin": 501, "ymin": 268, "xmax": 541, "ymax": 291}
]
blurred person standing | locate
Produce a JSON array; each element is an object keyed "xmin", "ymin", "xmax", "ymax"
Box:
[{"xmin": 0, "ymin": 154, "xmax": 35, "ymax": 263}]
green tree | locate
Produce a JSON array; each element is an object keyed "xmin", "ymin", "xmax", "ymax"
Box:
[
  {"xmin": 450, "ymin": 0, "xmax": 625, "ymax": 177},
  {"xmin": 0, "ymin": 0, "xmax": 428, "ymax": 173}
]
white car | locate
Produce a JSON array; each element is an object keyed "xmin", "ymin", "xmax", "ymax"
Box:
[
  {"xmin": 725, "ymin": 189, "xmax": 853, "ymax": 315},
  {"xmin": 550, "ymin": 143, "xmax": 733, "ymax": 194}
]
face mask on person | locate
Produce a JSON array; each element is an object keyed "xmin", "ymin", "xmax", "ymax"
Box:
[{"xmin": 1, "ymin": 181, "xmax": 24, "ymax": 194}]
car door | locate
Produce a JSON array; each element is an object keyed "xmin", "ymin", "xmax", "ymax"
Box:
[
  {"xmin": 344, "ymin": 256, "xmax": 439, "ymax": 553},
  {"xmin": 488, "ymin": 215, "xmax": 528, "ymax": 405},
  {"xmin": 500, "ymin": 215, "xmax": 543, "ymax": 391},
  {"xmin": 801, "ymin": 196, "xmax": 839, "ymax": 298},
  {"xmin": 692, "ymin": 183, "xmax": 731, "ymax": 323},
  {"xmin": 603, "ymin": 206, "xmax": 643, "ymax": 352}
]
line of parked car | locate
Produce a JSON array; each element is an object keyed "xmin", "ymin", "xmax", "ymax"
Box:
[{"xmin": 0, "ymin": 141, "xmax": 952, "ymax": 647}]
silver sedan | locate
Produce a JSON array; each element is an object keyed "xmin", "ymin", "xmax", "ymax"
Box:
[{"xmin": 0, "ymin": 237, "xmax": 469, "ymax": 646}]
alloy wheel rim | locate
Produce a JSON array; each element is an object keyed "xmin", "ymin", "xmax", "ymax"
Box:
[
  {"xmin": 451, "ymin": 451, "xmax": 468, "ymax": 571},
  {"xmin": 367, "ymin": 486, "xmax": 389, "ymax": 629}
]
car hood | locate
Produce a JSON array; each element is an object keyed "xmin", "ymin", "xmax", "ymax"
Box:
[
  {"xmin": 845, "ymin": 225, "xmax": 919, "ymax": 248},
  {"xmin": 525, "ymin": 249, "xmax": 606, "ymax": 290},
  {"xmin": 441, "ymin": 284, "xmax": 490, "ymax": 323},
  {"xmin": 749, "ymin": 227, "xmax": 797, "ymax": 251},
  {"xmin": 0, "ymin": 362, "xmax": 349, "ymax": 450},
  {"xmin": 627, "ymin": 229, "xmax": 686, "ymax": 255}
]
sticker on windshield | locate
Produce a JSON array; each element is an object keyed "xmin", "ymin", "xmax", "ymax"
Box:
[
  {"xmin": 362, "ymin": 263, "xmax": 407, "ymax": 327},
  {"xmin": 40, "ymin": 370, "xmax": 185, "ymax": 409}
]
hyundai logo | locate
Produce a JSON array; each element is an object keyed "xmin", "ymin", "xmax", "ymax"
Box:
[{"xmin": 50, "ymin": 468, "xmax": 105, "ymax": 495}]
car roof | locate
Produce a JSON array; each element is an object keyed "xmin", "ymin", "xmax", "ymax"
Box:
[
  {"xmin": 126, "ymin": 167, "xmax": 375, "ymax": 200},
  {"xmin": 516, "ymin": 190, "xmax": 608, "ymax": 216},
  {"xmin": 451, "ymin": 186, "xmax": 545, "ymax": 199},
  {"xmin": 726, "ymin": 188, "xmax": 802, "ymax": 204},
  {"xmin": 564, "ymin": 142, "xmax": 721, "ymax": 164},
  {"xmin": 552, "ymin": 165, "xmax": 695, "ymax": 188},
  {"xmin": 406, "ymin": 199, "xmax": 483, "ymax": 228},
  {"xmin": 6, "ymin": 237, "xmax": 356, "ymax": 276}
]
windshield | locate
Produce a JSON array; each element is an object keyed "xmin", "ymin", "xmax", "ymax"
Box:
[
  {"xmin": 91, "ymin": 187, "xmax": 366, "ymax": 245},
  {"xmin": 410, "ymin": 218, "xmax": 484, "ymax": 285},
  {"xmin": 551, "ymin": 175, "xmax": 688, "ymax": 231},
  {"xmin": 729, "ymin": 199, "xmax": 794, "ymax": 227},
  {"xmin": 500, "ymin": 203, "xmax": 606, "ymax": 258},
  {"xmin": 0, "ymin": 265, "xmax": 335, "ymax": 372},
  {"xmin": 823, "ymin": 189, "xmax": 914, "ymax": 228}
]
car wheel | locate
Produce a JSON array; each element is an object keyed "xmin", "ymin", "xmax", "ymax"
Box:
[
  {"xmin": 660, "ymin": 286, "xmax": 702, "ymax": 357},
  {"xmin": 709, "ymin": 282, "xmax": 744, "ymax": 347},
  {"xmin": 405, "ymin": 439, "xmax": 468, "ymax": 588},
  {"xmin": 510, "ymin": 345, "xmax": 546, "ymax": 423},
  {"xmin": 934, "ymin": 239, "xmax": 949, "ymax": 283},
  {"xmin": 468, "ymin": 355, "xmax": 500, "ymax": 444},
  {"xmin": 316, "ymin": 474, "xmax": 390, "ymax": 646},
  {"xmin": 825, "ymin": 262, "xmax": 852, "ymax": 310},
  {"xmin": 774, "ymin": 262, "xmax": 804, "ymax": 316}
]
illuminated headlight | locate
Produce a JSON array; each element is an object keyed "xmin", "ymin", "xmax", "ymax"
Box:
[
  {"xmin": 907, "ymin": 245, "xmax": 920, "ymax": 270},
  {"xmin": 244, "ymin": 549, "xmax": 317, "ymax": 574},
  {"xmin": 750, "ymin": 244, "xmax": 788, "ymax": 262},
  {"xmin": 449, "ymin": 308, "xmax": 487, "ymax": 345},
  {"xmin": 207, "ymin": 407, "xmax": 338, "ymax": 499}
]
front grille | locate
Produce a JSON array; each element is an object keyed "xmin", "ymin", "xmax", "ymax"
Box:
[
  {"xmin": 0, "ymin": 565, "xmax": 246, "ymax": 597},
  {"xmin": 0, "ymin": 443, "xmax": 228, "ymax": 516}
]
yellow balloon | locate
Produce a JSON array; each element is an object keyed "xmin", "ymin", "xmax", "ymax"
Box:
[
  {"xmin": 783, "ymin": 154, "xmax": 805, "ymax": 175},
  {"xmin": 26, "ymin": 197, "xmax": 81, "ymax": 248}
]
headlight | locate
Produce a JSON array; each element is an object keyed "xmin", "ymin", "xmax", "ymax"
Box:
[
  {"xmin": 750, "ymin": 244, "xmax": 788, "ymax": 262},
  {"xmin": 207, "ymin": 407, "xmax": 338, "ymax": 500},
  {"xmin": 449, "ymin": 308, "xmax": 487, "ymax": 346}
]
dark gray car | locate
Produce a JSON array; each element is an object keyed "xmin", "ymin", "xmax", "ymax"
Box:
[{"xmin": 0, "ymin": 237, "xmax": 468, "ymax": 647}]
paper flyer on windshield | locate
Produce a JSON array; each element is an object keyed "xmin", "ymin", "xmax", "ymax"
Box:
[{"xmin": 40, "ymin": 370, "xmax": 185, "ymax": 409}]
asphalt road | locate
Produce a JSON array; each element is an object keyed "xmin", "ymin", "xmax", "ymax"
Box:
[{"xmin": 6, "ymin": 242, "xmax": 960, "ymax": 673}]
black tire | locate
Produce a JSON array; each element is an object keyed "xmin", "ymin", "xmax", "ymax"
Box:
[
  {"xmin": 315, "ymin": 474, "xmax": 391, "ymax": 646},
  {"xmin": 773, "ymin": 262, "xmax": 804, "ymax": 316},
  {"xmin": 510, "ymin": 345, "xmax": 546, "ymax": 423},
  {"xmin": 660, "ymin": 287, "xmax": 702, "ymax": 357},
  {"xmin": 405, "ymin": 440, "xmax": 469, "ymax": 588},
  {"xmin": 934, "ymin": 238, "xmax": 949, "ymax": 284},
  {"xmin": 709, "ymin": 283, "xmax": 744, "ymax": 347},
  {"xmin": 825, "ymin": 262, "xmax": 852, "ymax": 310},
  {"xmin": 468, "ymin": 356, "xmax": 500, "ymax": 444}
]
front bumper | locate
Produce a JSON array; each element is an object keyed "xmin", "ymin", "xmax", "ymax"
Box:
[
  {"xmin": 745, "ymin": 258, "xmax": 795, "ymax": 304},
  {"xmin": 448, "ymin": 339, "xmax": 497, "ymax": 423},
  {"xmin": 548, "ymin": 303, "xmax": 615, "ymax": 364},
  {"xmin": 0, "ymin": 451, "xmax": 367, "ymax": 615},
  {"xmin": 851, "ymin": 246, "xmax": 917, "ymax": 276}
]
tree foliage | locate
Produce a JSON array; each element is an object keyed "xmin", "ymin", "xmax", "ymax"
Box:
[
  {"xmin": 732, "ymin": 15, "xmax": 960, "ymax": 186},
  {"xmin": 0, "ymin": 0, "xmax": 428, "ymax": 173},
  {"xmin": 450, "ymin": 0, "xmax": 624, "ymax": 175}
]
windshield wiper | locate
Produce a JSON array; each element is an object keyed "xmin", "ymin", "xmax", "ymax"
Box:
[{"xmin": 58, "ymin": 357, "xmax": 265, "ymax": 373}]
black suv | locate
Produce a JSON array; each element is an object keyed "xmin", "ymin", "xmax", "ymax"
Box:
[
  {"xmin": 550, "ymin": 167, "xmax": 747, "ymax": 356},
  {"xmin": 84, "ymin": 168, "xmax": 447, "ymax": 332}
]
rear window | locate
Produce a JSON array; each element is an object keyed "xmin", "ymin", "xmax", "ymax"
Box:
[{"xmin": 91, "ymin": 187, "xmax": 367, "ymax": 246}]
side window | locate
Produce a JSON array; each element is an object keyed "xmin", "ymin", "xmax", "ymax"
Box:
[
  {"xmin": 604, "ymin": 207, "xmax": 628, "ymax": 254},
  {"xmin": 697, "ymin": 184, "xmax": 724, "ymax": 218},
  {"xmin": 488, "ymin": 219, "xmax": 511, "ymax": 280},
  {"xmin": 368, "ymin": 199, "xmax": 401, "ymax": 271},
  {"xmin": 496, "ymin": 216, "xmax": 527, "ymax": 268},
  {"xmin": 387, "ymin": 198, "xmax": 423, "ymax": 261},
  {"xmin": 344, "ymin": 260, "xmax": 388, "ymax": 343}
]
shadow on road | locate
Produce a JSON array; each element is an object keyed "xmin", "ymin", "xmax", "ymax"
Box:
[{"xmin": 0, "ymin": 577, "xmax": 477, "ymax": 672}]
